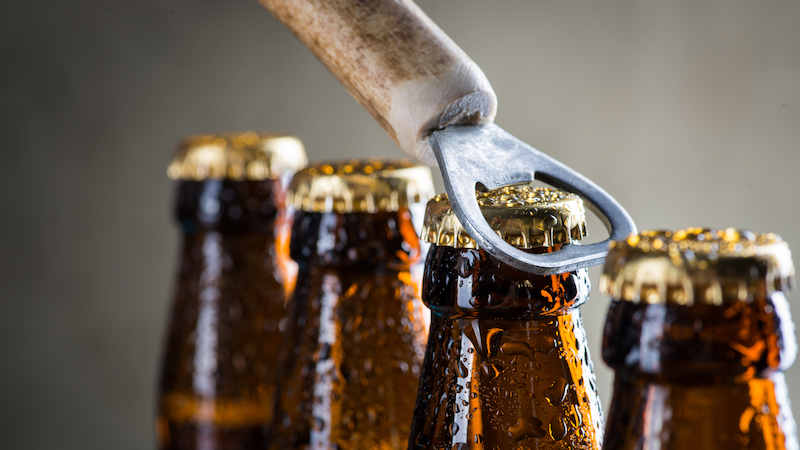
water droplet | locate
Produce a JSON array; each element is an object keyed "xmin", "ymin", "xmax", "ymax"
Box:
[
  {"xmin": 481, "ymin": 361, "xmax": 503, "ymax": 379},
  {"xmin": 508, "ymin": 416, "xmax": 545, "ymax": 441},
  {"xmin": 571, "ymin": 404, "xmax": 584, "ymax": 426},
  {"xmin": 533, "ymin": 336, "xmax": 558, "ymax": 354},
  {"xmin": 545, "ymin": 377, "xmax": 569, "ymax": 405},
  {"xmin": 457, "ymin": 319, "xmax": 500, "ymax": 358},
  {"xmin": 549, "ymin": 416, "xmax": 567, "ymax": 441},
  {"xmin": 485, "ymin": 328, "xmax": 503, "ymax": 357},
  {"xmin": 315, "ymin": 343, "xmax": 332, "ymax": 361},
  {"xmin": 458, "ymin": 360, "xmax": 469, "ymax": 378},
  {"xmin": 500, "ymin": 341, "xmax": 535, "ymax": 361},
  {"xmin": 456, "ymin": 254, "xmax": 474, "ymax": 277}
]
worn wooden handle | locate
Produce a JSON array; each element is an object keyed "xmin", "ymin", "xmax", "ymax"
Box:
[{"xmin": 257, "ymin": 0, "xmax": 497, "ymax": 165}]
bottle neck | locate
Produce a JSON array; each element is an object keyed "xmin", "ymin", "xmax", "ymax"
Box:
[
  {"xmin": 159, "ymin": 227, "xmax": 293, "ymax": 433},
  {"xmin": 422, "ymin": 245, "xmax": 590, "ymax": 318},
  {"xmin": 602, "ymin": 292, "xmax": 797, "ymax": 383},
  {"xmin": 604, "ymin": 372, "xmax": 798, "ymax": 450},
  {"xmin": 173, "ymin": 178, "xmax": 292, "ymax": 294},
  {"xmin": 289, "ymin": 208, "xmax": 422, "ymax": 270},
  {"xmin": 175, "ymin": 179, "xmax": 286, "ymax": 232}
]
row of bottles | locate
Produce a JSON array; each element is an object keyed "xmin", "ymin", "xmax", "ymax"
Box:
[{"xmin": 156, "ymin": 132, "xmax": 798, "ymax": 449}]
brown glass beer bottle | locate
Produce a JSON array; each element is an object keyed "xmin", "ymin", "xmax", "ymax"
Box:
[
  {"xmin": 269, "ymin": 159, "xmax": 435, "ymax": 450},
  {"xmin": 601, "ymin": 228, "xmax": 798, "ymax": 450},
  {"xmin": 156, "ymin": 133, "xmax": 307, "ymax": 449},
  {"xmin": 409, "ymin": 185, "xmax": 605, "ymax": 450}
]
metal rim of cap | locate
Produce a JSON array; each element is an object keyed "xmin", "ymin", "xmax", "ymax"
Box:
[
  {"xmin": 287, "ymin": 158, "xmax": 435, "ymax": 213},
  {"xmin": 599, "ymin": 227, "xmax": 795, "ymax": 305},
  {"xmin": 167, "ymin": 132, "xmax": 308, "ymax": 180},
  {"xmin": 421, "ymin": 184, "xmax": 587, "ymax": 250}
]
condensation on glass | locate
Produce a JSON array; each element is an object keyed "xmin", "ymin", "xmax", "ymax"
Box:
[
  {"xmin": 600, "ymin": 228, "xmax": 798, "ymax": 450},
  {"xmin": 269, "ymin": 159, "xmax": 435, "ymax": 450},
  {"xmin": 156, "ymin": 132, "xmax": 307, "ymax": 449},
  {"xmin": 409, "ymin": 184, "xmax": 605, "ymax": 450}
]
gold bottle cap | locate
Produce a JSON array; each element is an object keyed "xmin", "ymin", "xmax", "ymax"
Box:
[
  {"xmin": 167, "ymin": 132, "xmax": 308, "ymax": 180},
  {"xmin": 421, "ymin": 184, "xmax": 587, "ymax": 249},
  {"xmin": 599, "ymin": 228, "xmax": 795, "ymax": 305},
  {"xmin": 287, "ymin": 158, "xmax": 435, "ymax": 213}
]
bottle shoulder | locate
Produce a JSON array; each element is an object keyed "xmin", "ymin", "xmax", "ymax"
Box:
[
  {"xmin": 410, "ymin": 310, "xmax": 604, "ymax": 449},
  {"xmin": 604, "ymin": 372, "xmax": 798, "ymax": 448}
]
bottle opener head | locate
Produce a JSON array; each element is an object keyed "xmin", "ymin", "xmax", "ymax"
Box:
[{"xmin": 429, "ymin": 124, "xmax": 637, "ymax": 275}]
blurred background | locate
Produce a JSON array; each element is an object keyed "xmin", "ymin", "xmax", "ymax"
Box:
[{"xmin": 1, "ymin": 0, "xmax": 799, "ymax": 448}]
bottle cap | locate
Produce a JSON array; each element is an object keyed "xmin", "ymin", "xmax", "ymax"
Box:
[
  {"xmin": 421, "ymin": 184, "xmax": 587, "ymax": 249},
  {"xmin": 288, "ymin": 158, "xmax": 435, "ymax": 213},
  {"xmin": 167, "ymin": 132, "xmax": 307, "ymax": 180},
  {"xmin": 599, "ymin": 228, "xmax": 795, "ymax": 305}
]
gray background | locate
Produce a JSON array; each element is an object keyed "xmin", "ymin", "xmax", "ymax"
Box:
[{"xmin": 1, "ymin": 0, "xmax": 799, "ymax": 448}]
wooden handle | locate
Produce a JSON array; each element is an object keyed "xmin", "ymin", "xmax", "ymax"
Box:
[{"xmin": 257, "ymin": 0, "xmax": 497, "ymax": 165}]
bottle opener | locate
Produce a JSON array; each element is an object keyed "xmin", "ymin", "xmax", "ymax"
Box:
[{"xmin": 258, "ymin": 0, "xmax": 637, "ymax": 274}]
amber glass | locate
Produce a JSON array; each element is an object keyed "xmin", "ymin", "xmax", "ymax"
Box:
[
  {"xmin": 408, "ymin": 244, "xmax": 604, "ymax": 449},
  {"xmin": 268, "ymin": 208, "xmax": 428, "ymax": 449},
  {"xmin": 157, "ymin": 178, "xmax": 295, "ymax": 449},
  {"xmin": 602, "ymin": 292, "xmax": 799, "ymax": 449}
]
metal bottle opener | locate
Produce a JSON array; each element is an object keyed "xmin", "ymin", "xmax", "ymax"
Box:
[
  {"xmin": 258, "ymin": 0, "xmax": 636, "ymax": 274},
  {"xmin": 430, "ymin": 124, "xmax": 634, "ymax": 274}
]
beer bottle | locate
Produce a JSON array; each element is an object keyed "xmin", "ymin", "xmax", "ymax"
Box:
[
  {"xmin": 409, "ymin": 185, "xmax": 605, "ymax": 449},
  {"xmin": 269, "ymin": 159, "xmax": 435, "ymax": 449},
  {"xmin": 600, "ymin": 228, "xmax": 798, "ymax": 449},
  {"xmin": 156, "ymin": 133, "xmax": 307, "ymax": 449}
]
